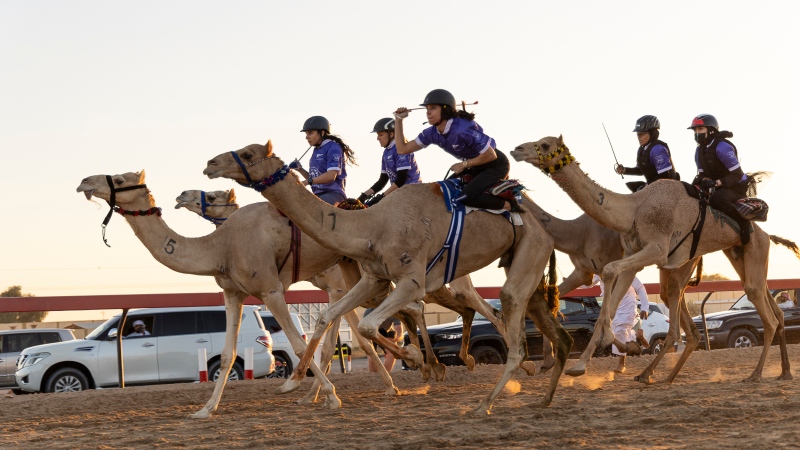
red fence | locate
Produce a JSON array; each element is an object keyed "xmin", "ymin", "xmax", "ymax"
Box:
[{"xmin": 2, "ymin": 279, "xmax": 799, "ymax": 313}]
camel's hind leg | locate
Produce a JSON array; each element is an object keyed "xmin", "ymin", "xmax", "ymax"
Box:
[
  {"xmin": 397, "ymin": 301, "xmax": 444, "ymax": 381},
  {"xmin": 474, "ymin": 243, "xmax": 550, "ymax": 414},
  {"xmin": 527, "ymin": 292, "xmax": 572, "ymax": 406},
  {"xmin": 190, "ymin": 289, "xmax": 246, "ymax": 419}
]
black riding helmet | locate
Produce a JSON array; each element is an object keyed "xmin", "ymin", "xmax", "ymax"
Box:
[
  {"xmin": 371, "ymin": 118, "xmax": 395, "ymax": 133},
  {"xmin": 301, "ymin": 116, "xmax": 331, "ymax": 133},
  {"xmin": 632, "ymin": 115, "xmax": 660, "ymax": 132},
  {"xmin": 687, "ymin": 114, "xmax": 719, "ymax": 131},
  {"xmin": 420, "ymin": 89, "xmax": 456, "ymax": 110}
]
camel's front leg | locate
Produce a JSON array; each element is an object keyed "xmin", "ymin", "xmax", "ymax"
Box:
[
  {"xmin": 526, "ymin": 289, "xmax": 573, "ymax": 407},
  {"xmin": 401, "ymin": 301, "xmax": 445, "ymax": 381},
  {"xmin": 288, "ymin": 276, "xmax": 391, "ymax": 408},
  {"xmin": 190, "ymin": 289, "xmax": 246, "ymax": 419}
]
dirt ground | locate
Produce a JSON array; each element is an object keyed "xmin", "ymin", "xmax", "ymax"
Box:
[{"xmin": 2, "ymin": 345, "xmax": 799, "ymax": 449}]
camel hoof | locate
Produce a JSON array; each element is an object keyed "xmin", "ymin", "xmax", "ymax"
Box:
[
  {"xmin": 565, "ymin": 366, "xmax": 586, "ymax": 377},
  {"xmin": 278, "ymin": 379, "xmax": 301, "ymax": 394},
  {"xmin": 296, "ymin": 394, "xmax": 318, "ymax": 406},
  {"xmin": 778, "ymin": 372, "xmax": 793, "ymax": 381},
  {"xmin": 385, "ymin": 386, "xmax": 400, "ymax": 396},
  {"xmin": 189, "ymin": 408, "xmax": 213, "ymax": 419},
  {"xmin": 463, "ymin": 355, "xmax": 476, "ymax": 371},
  {"xmin": 404, "ymin": 345, "xmax": 425, "ymax": 368},
  {"xmin": 469, "ymin": 405, "xmax": 491, "ymax": 416},
  {"xmin": 626, "ymin": 341, "xmax": 642, "ymax": 356},
  {"xmin": 323, "ymin": 394, "xmax": 342, "ymax": 410},
  {"xmin": 528, "ymin": 400, "xmax": 551, "ymax": 409},
  {"xmin": 538, "ymin": 362, "xmax": 554, "ymax": 374},
  {"xmin": 432, "ymin": 363, "xmax": 447, "ymax": 382},
  {"xmin": 420, "ymin": 363, "xmax": 432, "ymax": 382},
  {"xmin": 633, "ymin": 374, "xmax": 654, "ymax": 384},
  {"xmin": 520, "ymin": 361, "xmax": 537, "ymax": 377},
  {"xmin": 742, "ymin": 375, "xmax": 762, "ymax": 383}
]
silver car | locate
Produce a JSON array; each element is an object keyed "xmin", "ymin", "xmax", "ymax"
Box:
[{"xmin": 0, "ymin": 329, "xmax": 76, "ymax": 391}]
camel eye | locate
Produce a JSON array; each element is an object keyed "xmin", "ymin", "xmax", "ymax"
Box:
[
  {"xmin": 242, "ymin": 152, "xmax": 253, "ymax": 160},
  {"xmin": 114, "ymin": 177, "xmax": 124, "ymax": 185},
  {"xmin": 207, "ymin": 194, "xmax": 216, "ymax": 202},
  {"xmin": 541, "ymin": 143, "xmax": 550, "ymax": 151}
]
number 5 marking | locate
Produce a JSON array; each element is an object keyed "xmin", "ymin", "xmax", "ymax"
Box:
[{"xmin": 164, "ymin": 239, "xmax": 176, "ymax": 254}]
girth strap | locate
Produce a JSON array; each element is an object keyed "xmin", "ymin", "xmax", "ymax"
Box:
[
  {"xmin": 278, "ymin": 220, "xmax": 302, "ymax": 284},
  {"xmin": 668, "ymin": 194, "xmax": 708, "ymax": 260},
  {"xmin": 427, "ymin": 181, "xmax": 467, "ymax": 284}
]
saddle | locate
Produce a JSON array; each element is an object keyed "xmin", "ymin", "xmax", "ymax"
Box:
[{"xmin": 456, "ymin": 174, "xmax": 525, "ymax": 201}]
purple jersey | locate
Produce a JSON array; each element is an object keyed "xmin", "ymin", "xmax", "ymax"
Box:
[
  {"xmin": 382, "ymin": 141, "xmax": 421, "ymax": 185},
  {"xmin": 309, "ymin": 139, "xmax": 347, "ymax": 197},
  {"xmin": 695, "ymin": 139, "xmax": 747, "ymax": 183},
  {"xmin": 414, "ymin": 117, "xmax": 496, "ymax": 160},
  {"xmin": 649, "ymin": 143, "xmax": 674, "ymax": 174}
]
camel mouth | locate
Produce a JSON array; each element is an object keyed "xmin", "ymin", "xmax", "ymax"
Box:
[
  {"xmin": 175, "ymin": 201, "xmax": 188, "ymax": 209},
  {"xmin": 83, "ymin": 189, "xmax": 95, "ymax": 200}
]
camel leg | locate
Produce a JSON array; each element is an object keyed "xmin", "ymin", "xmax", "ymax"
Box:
[
  {"xmin": 284, "ymin": 276, "xmax": 392, "ymax": 409},
  {"xmin": 459, "ymin": 307, "xmax": 477, "ymax": 372},
  {"xmin": 540, "ymin": 269, "xmax": 593, "ymax": 374},
  {"xmin": 190, "ymin": 289, "xmax": 246, "ymax": 419},
  {"xmin": 474, "ymin": 243, "xmax": 549, "ymax": 415},
  {"xmin": 398, "ymin": 301, "xmax": 445, "ymax": 381},
  {"xmin": 526, "ymin": 289, "xmax": 573, "ymax": 407},
  {"xmin": 565, "ymin": 269, "xmax": 637, "ymax": 376}
]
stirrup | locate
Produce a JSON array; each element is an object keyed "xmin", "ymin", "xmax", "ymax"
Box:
[{"xmin": 508, "ymin": 198, "xmax": 527, "ymax": 213}]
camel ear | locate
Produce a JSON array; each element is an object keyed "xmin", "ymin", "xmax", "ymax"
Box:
[
  {"xmin": 265, "ymin": 139, "xmax": 273, "ymax": 157},
  {"xmin": 138, "ymin": 170, "xmax": 146, "ymax": 184},
  {"xmin": 227, "ymin": 189, "xmax": 237, "ymax": 203},
  {"xmin": 557, "ymin": 135, "xmax": 564, "ymax": 147}
]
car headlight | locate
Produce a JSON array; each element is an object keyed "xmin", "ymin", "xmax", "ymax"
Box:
[
  {"xmin": 705, "ymin": 320, "xmax": 723, "ymax": 330},
  {"xmin": 440, "ymin": 333, "xmax": 463, "ymax": 340},
  {"xmin": 20, "ymin": 352, "xmax": 51, "ymax": 369}
]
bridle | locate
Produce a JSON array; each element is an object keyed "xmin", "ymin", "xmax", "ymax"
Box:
[
  {"xmin": 534, "ymin": 143, "xmax": 576, "ymax": 175},
  {"xmin": 198, "ymin": 190, "xmax": 237, "ymax": 226},
  {"xmin": 100, "ymin": 175, "xmax": 155, "ymax": 247},
  {"xmin": 229, "ymin": 151, "xmax": 290, "ymax": 192}
]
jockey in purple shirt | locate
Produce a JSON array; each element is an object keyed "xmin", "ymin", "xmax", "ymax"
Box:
[
  {"xmin": 615, "ymin": 115, "xmax": 680, "ymax": 192},
  {"xmin": 358, "ymin": 118, "xmax": 422, "ymax": 206},
  {"xmin": 393, "ymin": 89, "xmax": 524, "ymax": 212},
  {"xmin": 688, "ymin": 113, "xmax": 752, "ymax": 245},
  {"xmin": 293, "ymin": 116, "xmax": 355, "ymax": 206}
]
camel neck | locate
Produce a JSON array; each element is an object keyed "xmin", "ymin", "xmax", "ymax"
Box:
[
  {"xmin": 549, "ymin": 163, "xmax": 634, "ymax": 233},
  {"xmin": 258, "ymin": 172, "xmax": 370, "ymax": 260},
  {"xmin": 525, "ymin": 200, "xmax": 587, "ymax": 255},
  {"xmin": 118, "ymin": 192, "xmax": 219, "ymax": 276}
]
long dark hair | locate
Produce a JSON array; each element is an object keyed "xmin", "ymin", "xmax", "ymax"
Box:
[
  {"xmin": 440, "ymin": 105, "xmax": 475, "ymax": 121},
  {"xmin": 322, "ymin": 132, "xmax": 357, "ymax": 166}
]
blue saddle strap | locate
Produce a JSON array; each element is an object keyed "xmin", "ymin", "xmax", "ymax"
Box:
[{"xmin": 426, "ymin": 181, "xmax": 467, "ymax": 284}]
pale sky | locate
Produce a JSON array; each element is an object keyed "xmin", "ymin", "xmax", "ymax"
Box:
[{"xmin": 2, "ymin": 1, "xmax": 798, "ymax": 321}]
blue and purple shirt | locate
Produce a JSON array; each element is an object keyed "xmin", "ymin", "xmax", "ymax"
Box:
[
  {"xmin": 309, "ymin": 139, "xmax": 347, "ymax": 197},
  {"xmin": 414, "ymin": 117, "xmax": 496, "ymax": 160},
  {"xmin": 695, "ymin": 139, "xmax": 747, "ymax": 184},
  {"xmin": 647, "ymin": 143, "xmax": 674, "ymax": 174},
  {"xmin": 382, "ymin": 140, "xmax": 421, "ymax": 185}
]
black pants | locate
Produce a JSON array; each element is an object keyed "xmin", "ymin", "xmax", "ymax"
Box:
[
  {"xmin": 455, "ymin": 150, "xmax": 510, "ymax": 210},
  {"xmin": 709, "ymin": 183, "xmax": 750, "ymax": 243}
]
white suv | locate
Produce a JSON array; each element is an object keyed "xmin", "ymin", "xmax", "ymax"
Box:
[
  {"xmin": 15, "ymin": 306, "xmax": 274, "ymax": 393},
  {"xmin": 260, "ymin": 311, "xmax": 305, "ymax": 379}
]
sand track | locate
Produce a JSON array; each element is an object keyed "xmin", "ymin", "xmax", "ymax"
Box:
[{"xmin": 2, "ymin": 345, "xmax": 798, "ymax": 449}]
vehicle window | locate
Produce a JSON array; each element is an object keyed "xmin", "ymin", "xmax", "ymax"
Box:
[
  {"xmin": 38, "ymin": 332, "xmax": 62, "ymax": 345},
  {"xmin": 158, "ymin": 312, "xmax": 200, "ymax": 336},
  {"xmin": 560, "ymin": 299, "xmax": 586, "ymax": 315},
  {"xmin": 474, "ymin": 299, "xmax": 502, "ymax": 320},
  {"xmin": 3, "ymin": 333, "xmax": 40, "ymax": 353},
  {"xmin": 261, "ymin": 315, "xmax": 282, "ymax": 334},
  {"xmin": 122, "ymin": 315, "xmax": 156, "ymax": 338},
  {"xmin": 203, "ymin": 311, "xmax": 227, "ymax": 333},
  {"xmin": 730, "ymin": 295, "xmax": 755, "ymax": 310},
  {"xmin": 649, "ymin": 305, "xmax": 661, "ymax": 315}
]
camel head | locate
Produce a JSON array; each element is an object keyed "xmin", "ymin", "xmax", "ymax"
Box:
[
  {"xmin": 76, "ymin": 171, "xmax": 147, "ymax": 204},
  {"xmin": 511, "ymin": 136, "xmax": 574, "ymax": 174},
  {"xmin": 203, "ymin": 140, "xmax": 285, "ymax": 186},
  {"xmin": 175, "ymin": 189, "xmax": 238, "ymax": 219}
]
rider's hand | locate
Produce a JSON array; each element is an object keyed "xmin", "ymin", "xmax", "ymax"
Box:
[
  {"xmin": 393, "ymin": 107, "xmax": 409, "ymax": 120},
  {"xmin": 614, "ymin": 164, "xmax": 625, "ymax": 175},
  {"xmin": 701, "ymin": 178, "xmax": 718, "ymax": 189},
  {"xmin": 640, "ymin": 311, "xmax": 648, "ymax": 320},
  {"xmin": 289, "ymin": 159, "xmax": 303, "ymax": 170},
  {"xmin": 450, "ymin": 162, "xmax": 466, "ymax": 174}
]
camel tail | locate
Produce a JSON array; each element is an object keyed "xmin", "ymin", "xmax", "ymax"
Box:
[
  {"xmin": 546, "ymin": 250, "xmax": 559, "ymax": 316},
  {"xmin": 770, "ymin": 235, "xmax": 800, "ymax": 260},
  {"xmin": 688, "ymin": 257, "xmax": 704, "ymax": 287}
]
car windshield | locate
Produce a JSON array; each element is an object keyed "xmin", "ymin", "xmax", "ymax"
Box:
[
  {"xmin": 730, "ymin": 295, "xmax": 757, "ymax": 311},
  {"xmin": 471, "ymin": 299, "xmax": 502, "ymax": 321},
  {"xmin": 84, "ymin": 316, "xmax": 120, "ymax": 340}
]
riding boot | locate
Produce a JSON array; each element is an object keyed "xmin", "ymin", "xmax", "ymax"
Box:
[
  {"xmin": 508, "ymin": 198, "xmax": 527, "ymax": 213},
  {"xmin": 738, "ymin": 219, "xmax": 751, "ymax": 246}
]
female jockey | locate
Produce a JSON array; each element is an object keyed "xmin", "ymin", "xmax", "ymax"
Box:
[
  {"xmin": 358, "ymin": 117, "xmax": 422, "ymax": 206},
  {"xmin": 393, "ymin": 89, "xmax": 523, "ymax": 212},
  {"xmin": 294, "ymin": 116, "xmax": 356, "ymax": 206}
]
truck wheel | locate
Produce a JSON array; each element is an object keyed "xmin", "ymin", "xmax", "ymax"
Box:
[
  {"xmin": 46, "ymin": 368, "xmax": 89, "ymax": 393},
  {"xmin": 267, "ymin": 354, "xmax": 292, "ymax": 379},
  {"xmin": 728, "ymin": 329, "xmax": 757, "ymax": 349},
  {"xmin": 469, "ymin": 345, "xmax": 504, "ymax": 365}
]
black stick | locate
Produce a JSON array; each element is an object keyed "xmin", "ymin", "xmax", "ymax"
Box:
[{"xmin": 602, "ymin": 123, "xmax": 624, "ymax": 179}]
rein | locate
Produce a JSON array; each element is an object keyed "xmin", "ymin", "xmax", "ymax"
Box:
[
  {"xmin": 101, "ymin": 175, "xmax": 150, "ymax": 247},
  {"xmin": 229, "ymin": 151, "xmax": 270, "ymax": 189},
  {"xmin": 199, "ymin": 191, "xmax": 237, "ymax": 226},
  {"xmin": 535, "ymin": 144, "xmax": 575, "ymax": 175}
]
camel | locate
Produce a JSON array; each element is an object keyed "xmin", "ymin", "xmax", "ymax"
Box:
[
  {"xmin": 77, "ymin": 172, "xmax": 411, "ymax": 418},
  {"xmin": 204, "ymin": 140, "xmax": 571, "ymax": 414},
  {"xmin": 173, "ymin": 188, "xmax": 514, "ymax": 376},
  {"xmin": 511, "ymin": 136, "xmax": 795, "ymax": 383}
]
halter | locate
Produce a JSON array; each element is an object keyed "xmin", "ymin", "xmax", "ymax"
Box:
[
  {"xmin": 100, "ymin": 175, "xmax": 151, "ymax": 247},
  {"xmin": 229, "ymin": 151, "xmax": 269, "ymax": 188},
  {"xmin": 199, "ymin": 191, "xmax": 237, "ymax": 226},
  {"xmin": 535, "ymin": 143, "xmax": 575, "ymax": 175},
  {"xmin": 237, "ymin": 161, "xmax": 291, "ymax": 192}
]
